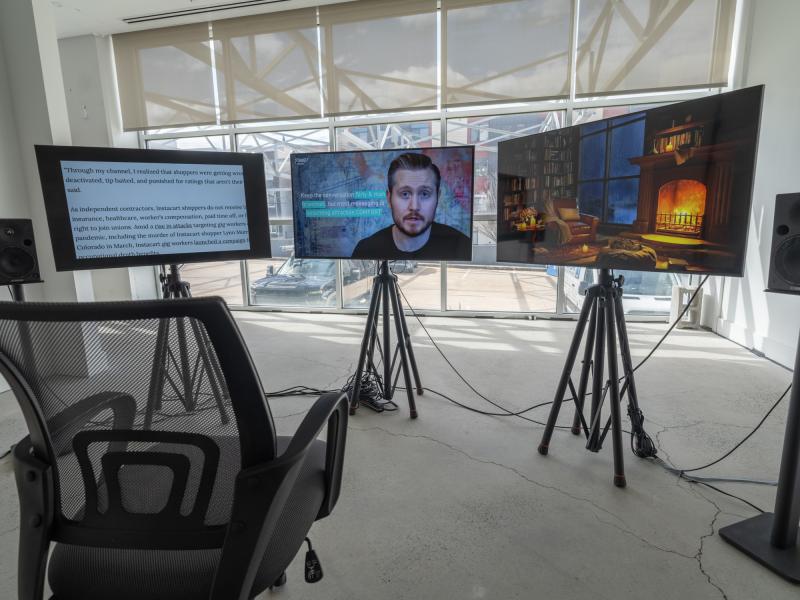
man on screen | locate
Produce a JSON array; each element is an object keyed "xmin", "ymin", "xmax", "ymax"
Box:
[{"xmin": 351, "ymin": 152, "xmax": 471, "ymax": 260}]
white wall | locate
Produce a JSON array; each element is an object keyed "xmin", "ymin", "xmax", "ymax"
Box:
[
  {"xmin": 715, "ymin": 0, "xmax": 800, "ymax": 368},
  {"xmin": 0, "ymin": 0, "xmax": 99, "ymax": 303},
  {"xmin": 58, "ymin": 34, "xmax": 157, "ymax": 301},
  {"xmin": 0, "ymin": 37, "xmax": 31, "ymax": 222}
]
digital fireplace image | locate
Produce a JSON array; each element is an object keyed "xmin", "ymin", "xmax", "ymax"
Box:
[{"xmin": 496, "ymin": 86, "xmax": 764, "ymax": 276}]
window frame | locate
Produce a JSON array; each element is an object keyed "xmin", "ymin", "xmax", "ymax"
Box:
[{"xmin": 137, "ymin": 0, "xmax": 741, "ymax": 321}]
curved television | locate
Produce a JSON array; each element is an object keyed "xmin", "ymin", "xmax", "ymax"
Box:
[{"xmin": 496, "ymin": 86, "xmax": 764, "ymax": 276}]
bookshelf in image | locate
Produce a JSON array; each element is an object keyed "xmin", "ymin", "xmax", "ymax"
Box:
[
  {"xmin": 651, "ymin": 120, "xmax": 707, "ymax": 154},
  {"xmin": 499, "ymin": 130, "xmax": 577, "ymax": 235}
]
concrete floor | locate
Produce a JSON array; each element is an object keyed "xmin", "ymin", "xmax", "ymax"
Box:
[{"xmin": 0, "ymin": 311, "xmax": 796, "ymax": 599}]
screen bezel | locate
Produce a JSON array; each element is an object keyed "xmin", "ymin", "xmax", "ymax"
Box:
[
  {"xmin": 289, "ymin": 145, "xmax": 475, "ymax": 261},
  {"xmin": 494, "ymin": 85, "xmax": 764, "ymax": 277},
  {"xmin": 35, "ymin": 145, "xmax": 271, "ymax": 271}
]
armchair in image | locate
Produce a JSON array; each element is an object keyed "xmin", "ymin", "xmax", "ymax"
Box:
[
  {"xmin": 0, "ymin": 297, "xmax": 349, "ymax": 600},
  {"xmin": 541, "ymin": 198, "xmax": 599, "ymax": 245}
]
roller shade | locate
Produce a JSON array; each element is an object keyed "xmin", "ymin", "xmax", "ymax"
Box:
[
  {"xmin": 212, "ymin": 8, "xmax": 322, "ymax": 123},
  {"xmin": 575, "ymin": 0, "xmax": 737, "ymax": 96},
  {"xmin": 319, "ymin": 0, "xmax": 437, "ymax": 116},
  {"xmin": 111, "ymin": 0, "xmax": 739, "ymax": 130},
  {"xmin": 113, "ymin": 24, "xmax": 217, "ymax": 131},
  {"xmin": 442, "ymin": 0, "xmax": 573, "ymax": 107}
]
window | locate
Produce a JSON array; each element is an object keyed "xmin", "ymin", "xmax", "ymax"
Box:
[
  {"xmin": 237, "ymin": 128, "xmax": 333, "ymax": 308},
  {"xmin": 445, "ymin": 112, "xmax": 562, "ymax": 312},
  {"xmin": 576, "ymin": 113, "xmax": 645, "ymax": 225},
  {"xmin": 146, "ymin": 135, "xmax": 243, "ymax": 305}
]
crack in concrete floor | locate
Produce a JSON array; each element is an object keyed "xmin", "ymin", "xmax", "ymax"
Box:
[
  {"xmin": 681, "ymin": 479, "xmax": 731, "ymax": 600},
  {"xmin": 350, "ymin": 423, "xmax": 739, "ymax": 598}
]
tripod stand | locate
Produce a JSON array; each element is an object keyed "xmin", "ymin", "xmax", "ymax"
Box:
[
  {"xmin": 349, "ymin": 260, "xmax": 423, "ymax": 418},
  {"xmin": 144, "ymin": 264, "xmax": 229, "ymax": 429},
  {"xmin": 538, "ymin": 269, "xmax": 654, "ymax": 488}
]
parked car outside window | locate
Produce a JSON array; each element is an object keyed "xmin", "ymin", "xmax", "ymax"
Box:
[
  {"xmin": 564, "ymin": 267, "xmax": 680, "ymax": 315},
  {"xmin": 250, "ymin": 255, "xmax": 373, "ymax": 307}
]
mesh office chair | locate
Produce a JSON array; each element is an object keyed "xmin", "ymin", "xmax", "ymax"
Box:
[{"xmin": 0, "ymin": 297, "xmax": 348, "ymax": 600}]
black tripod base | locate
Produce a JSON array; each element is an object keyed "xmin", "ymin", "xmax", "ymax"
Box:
[
  {"xmin": 349, "ymin": 261, "xmax": 422, "ymax": 419},
  {"xmin": 719, "ymin": 513, "xmax": 800, "ymax": 583}
]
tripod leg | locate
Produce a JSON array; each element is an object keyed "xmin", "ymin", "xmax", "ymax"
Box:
[
  {"xmin": 604, "ymin": 289, "xmax": 626, "ymax": 488},
  {"xmin": 350, "ymin": 275, "xmax": 383, "ymax": 414},
  {"xmin": 587, "ymin": 293, "xmax": 606, "ymax": 452},
  {"xmin": 613, "ymin": 293, "xmax": 648, "ymax": 445},
  {"xmin": 188, "ymin": 318, "xmax": 230, "ymax": 425},
  {"xmin": 179, "ymin": 279, "xmax": 229, "ymax": 416},
  {"xmin": 146, "ymin": 318, "xmax": 170, "ymax": 430},
  {"xmin": 538, "ymin": 288, "xmax": 595, "ymax": 455},
  {"xmin": 388, "ymin": 276, "xmax": 418, "ymax": 418},
  {"xmin": 572, "ymin": 299, "xmax": 598, "ymax": 435},
  {"xmin": 381, "ymin": 273, "xmax": 391, "ymax": 399},
  {"xmin": 366, "ymin": 302, "xmax": 381, "ymax": 381},
  {"xmin": 175, "ymin": 317, "xmax": 195, "ymax": 410},
  {"xmin": 393, "ymin": 282, "xmax": 423, "ymax": 394}
]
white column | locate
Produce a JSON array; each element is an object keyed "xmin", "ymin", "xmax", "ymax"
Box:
[
  {"xmin": 0, "ymin": 0, "xmax": 93, "ymax": 303},
  {"xmin": 0, "ymin": 0, "xmax": 107, "ymax": 377},
  {"xmin": 59, "ymin": 34, "xmax": 158, "ymax": 300}
]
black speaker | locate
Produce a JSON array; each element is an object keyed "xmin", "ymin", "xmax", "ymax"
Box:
[
  {"xmin": 768, "ymin": 193, "xmax": 800, "ymax": 294},
  {"xmin": 0, "ymin": 219, "xmax": 41, "ymax": 285}
]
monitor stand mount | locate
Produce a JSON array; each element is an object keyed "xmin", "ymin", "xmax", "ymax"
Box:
[
  {"xmin": 538, "ymin": 268, "xmax": 655, "ymax": 487},
  {"xmin": 349, "ymin": 260, "xmax": 423, "ymax": 418}
]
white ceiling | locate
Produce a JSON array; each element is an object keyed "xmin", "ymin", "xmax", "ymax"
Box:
[{"xmin": 49, "ymin": 0, "xmax": 354, "ymax": 38}]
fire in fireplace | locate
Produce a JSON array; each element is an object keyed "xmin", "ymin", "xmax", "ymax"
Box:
[{"xmin": 655, "ymin": 179, "xmax": 707, "ymax": 236}]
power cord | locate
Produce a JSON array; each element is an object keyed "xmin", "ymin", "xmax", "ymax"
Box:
[
  {"xmin": 649, "ymin": 383, "xmax": 792, "ymax": 487},
  {"xmin": 339, "ymin": 370, "xmax": 397, "ymax": 413},
  {"xmin": 395, "ymin": 277, "xmax": 707, "ymax": 432},
  {"xmin": 394, "ymin": 278, "xmax": 789, "ymax": 512},
  {"xmin": 631, "ymin": 275, "xmax": 709, "ymax": 374},
  {"xmin": 394, "ymin": 286, "xmax": 570, "ymax": 428},
  {"xmin": 266, "ymin": 385, "xmax": 339, "ymax": 398}
]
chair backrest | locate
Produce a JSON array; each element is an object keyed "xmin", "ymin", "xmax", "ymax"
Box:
[
  {"xmin": 0, "ymin": 297, "xmax": 276, "ymax": 545},
  {"xmin": 551, "ymin": 197, "xmax": 578, "ymax": 212}
]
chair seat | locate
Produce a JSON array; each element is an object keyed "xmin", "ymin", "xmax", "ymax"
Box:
[{"xmin": 47, "ymin": 437, "xmax": 326, "ymax": 600}]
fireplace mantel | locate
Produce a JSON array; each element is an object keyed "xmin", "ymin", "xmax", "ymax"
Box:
[
  {"xmin": 629, "ymin": 141, "xmax": 742, "ymax": 243},
  {"xmin": 629, "ymin": 141, "xmax": 740, "ymax": 169}
]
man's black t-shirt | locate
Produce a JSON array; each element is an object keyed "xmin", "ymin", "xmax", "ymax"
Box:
[{"xmin": 352, "ymin": 222, "xmax": 471, "ymax": 260}]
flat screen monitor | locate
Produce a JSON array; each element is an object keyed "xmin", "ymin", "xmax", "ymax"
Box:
[
  {"xmin": 496, "ymin": 85, "xmax": 764, "ymax": 276},
  {"xmin": 35, "ymin": 145, "xmax": 270, "ymax": 271},
  {"xmin": 291, "ymin": 147, "xmax": 474, "ymax": 260}
]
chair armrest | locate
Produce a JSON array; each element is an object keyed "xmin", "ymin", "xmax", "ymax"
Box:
[
  {"xmin": 210, "ymin": 391, "xmax": 349, "ymax": 600},
  {"xmin": 283, "ymin": 391, "xmax": 349, "ymax": 519},
  {"xmin": 579, "ymin": 214, "xmax": 599, "ymax": 226}
]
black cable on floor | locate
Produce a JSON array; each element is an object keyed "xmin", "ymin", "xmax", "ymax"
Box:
[
  {"xmin": 395, "ymin": 279, "xmax": 792, "ymax": 489},
  {"xmin": 395, "ymin": 279, "xmax": 708, "ymax": 428},
  {"xmin": 652, "ymin": 456, "xmax": 767, "ymax": 513},
  {"xmin": 266, "ymin": 385, "xmax": 340, "ymax": 398},
  {"xmin": 631, "ymin": 275, "xmax": 709, "ymax": 373},
  {"xmin": 661, "ymin": 384, "xmax": 792, "ymax": 475}
]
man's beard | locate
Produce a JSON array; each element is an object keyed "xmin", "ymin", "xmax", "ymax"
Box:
[{"xmin": 395, "ymin": 214, "xmax": 433, "ymax": 238}]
